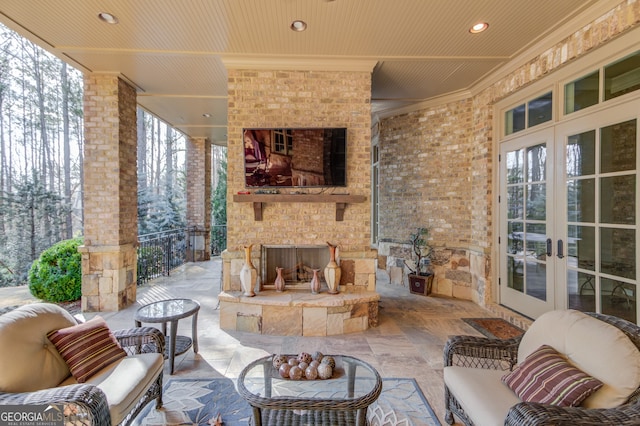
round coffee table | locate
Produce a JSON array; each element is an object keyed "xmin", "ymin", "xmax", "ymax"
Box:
[
  {"xmin": 237, "ymin": 354, "xmax": 382, "ymax": 426},
  {"xmin": 134, "ymin": 298, "xmax": 200, "ymax": 374}
]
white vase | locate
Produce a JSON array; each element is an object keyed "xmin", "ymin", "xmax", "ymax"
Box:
[
  {"xmin": 324, "ymin": 242, "xmax": 341, "ymax": 294},
  {"xmin": 240, "ymin": 245, "xmax": 256, "ymax": 297},
  {"xmin": 274, "ymin": 267, "xmax": 285, "ymax": 292},
  {"xmin": 310, "ymin": 269, "xmax": 321, "ymax": 294}
]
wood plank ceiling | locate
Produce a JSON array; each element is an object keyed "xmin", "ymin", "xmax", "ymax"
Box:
[{"xmin": 0, "ymin": 0, "xmax": 609, "ymax": 144}]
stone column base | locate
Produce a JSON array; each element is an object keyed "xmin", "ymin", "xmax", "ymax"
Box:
[
  {"xmin": 186, "ymin": 227, "xmax": 211, "ymax": 262},
  {"xmin": 78, "ymin": 244, "xmax": 137, "ymax": 312}
]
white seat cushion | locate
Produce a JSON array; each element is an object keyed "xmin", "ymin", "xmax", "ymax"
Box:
[
  {"xmin": 444, "ymin": 366, "xmax": 520, "ymax": 426},
  {"xmin": 60, "ymin": 353, "xmax": 164, "ymax": 424},
  {"xmin": 0, "ymin": 303, "xmax": 75, "ymax": 392},
  {"xmin": 519, "ymin": 309, "xmax": 640, "ymax": 408}
]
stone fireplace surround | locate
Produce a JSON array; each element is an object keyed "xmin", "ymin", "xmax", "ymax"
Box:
[
  {"xmin": 220, "ymin": 64, "xmax": 377, "ymax": 335},
  {"xmin": 220, "ymin": 244, "xmax": 379, "ymax": 336}
]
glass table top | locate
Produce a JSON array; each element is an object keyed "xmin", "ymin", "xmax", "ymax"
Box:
[
  {"xmin": 134, "ymin": 298, "xmax": 200, "ymax": 322},
  {"xmin": 238, "ymin": 354, "xmax": 382, "ymax": 404}
]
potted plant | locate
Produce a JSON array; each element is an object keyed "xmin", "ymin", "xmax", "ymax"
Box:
[{"xmin": 405, "ymin": 227, "xmax": 434, "ymax": 296}]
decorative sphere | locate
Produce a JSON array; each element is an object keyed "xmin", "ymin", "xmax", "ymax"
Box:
[
  {"xmin": 279, "ymin": 363, "xmax": 291, "ymax": 378},
  {"xmin": 321, "ymin": 356, "xmax": 336, "ymax": 369},
  {"xmin": 272, "ymin": 355, "xmax": 287, "ymax": 369},
  {"xmin": 289, "ymin": 365, "xmax": 303, "ymax": 380},
  {"xmin": 288, "ymin": 358, "xmax": 299, "ymax": 366},
  {"xmin": 313, "ymin": 351, "xmax": 324, "ymax": 362},
  {"xmin": 305, "ymin": 365, "xmax": 318, "ymax": 380},
  {"xmin": 317, "ymin": 363, "xmax": 333, "ymax": 379},
  {"xmin": 298, "ymin": 361, "xmax": 309, "ymax": 372},
  {"xmin": 309, "ymin": 360, "xmax": 320, "ymax": 368},
  {"xmin": 298, "ymin": 352, "xmax": 312, "ymax": 364}
]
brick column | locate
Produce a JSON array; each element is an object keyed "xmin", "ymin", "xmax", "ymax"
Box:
[
  {"xmin": 79, "ymin": 74, "xmax": 138, "ymax": 312},
  {"xmin": 186, "ymin": 137, "xmax": 212, "ymax": 261}
]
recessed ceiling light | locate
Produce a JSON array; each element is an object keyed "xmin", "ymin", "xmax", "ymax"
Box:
[
  {"xmin": 469, "ymin": 22, "xmax": 489, "ymax": 34},
  {"xmin": 98, "ymin": 12, "xmax": 119, "ymax": 24},
  {"xmin": 202, "ymin": 113, "xmax": 212, "ymax": 118},
  {"xmin": 290, "ymin": 20, "xmax": 307, "ymax": 32}
]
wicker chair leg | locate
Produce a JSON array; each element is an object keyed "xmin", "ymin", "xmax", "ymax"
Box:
[
  {"xmin": 445, "ymin": 410, "xmax": 454, "ymax": 425},
  {"xmin": 154, "ymin": 373, "xmax": 163, "ymax": 409}
]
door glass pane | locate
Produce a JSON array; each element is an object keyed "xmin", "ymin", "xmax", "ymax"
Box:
[
  {"xmin": 604, "ymin": 50, "xmax": 640, "ymax": 101},
  {"xmin": 600, "ymin": 227, "xmax": 635, "ymax": 280},
  {"xmin": 601, "ymin": 119, "xmax": 636, "ymax": 173},
  {"xmin": 506, "ymin": 149, "xmax": 524, "ymax": 184},
  {"xmin": 526, "ymin": 184, "xmax": 545, "ymax": 220},
  {"xmin": 565, "ymin": 71, "xmax": 600, "ymax": 114},
  {"xmin": 527, "ymin": 144, "xmax": 546, "ymax": 181},
  {"xmin": 601, "ymin": 278, "xmax": 636, "ymax": 323},
  {"xmin": 567, "ymin": 179, "xmax": 595, "ymax": 223},
  {"xmin": 505, "ymin": 105, "xmax": 526, "ymax": 135},
  {"xmin": 507, "ymin": 255, "xmax": 524, "ymax": 292},
  {"xmin": 600, "ymin": 175, "xmax": 635, "ymax": 225},
  {"xmin": 507, "ymin": 187, "xmax": 523, "ymax": 219},
  {"xmin": 528, "ymin": 92, "xmax": 553, "ymax": 127},
  {"xmin": 567, "ymin": 130, "xmax": 596, "ymax": 177},
  {"xmin": 526, "ymin": 261, "xmax": 546, "ymax": 301},
  {"xmin": 525, "ymin": 223, "xmax": 546, "ymax": 256},
  {"xmin": 508, "ymin": 222, "xmax": 524, "ymax": 254},
  {"xmin": 568, "ymin": 225, "xmax": 596, "ymax": 271},
  {"xmin": 567, "ymin": 270, "xmax": 596, "ymax": 312}
]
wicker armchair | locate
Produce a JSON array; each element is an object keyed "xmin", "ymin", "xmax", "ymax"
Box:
[
  {"xmin": 0, "ymin": 303, "xmax": 165, "ymax": 426},
  {"xmin": 444, "ymin": 312, "xmax": 640, "ymax": 426}
]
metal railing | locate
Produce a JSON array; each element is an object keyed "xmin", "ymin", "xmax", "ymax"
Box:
[
  {"xmin": 136, "ymin": 225, "xmax": 227, "ymax": 285},
  {"xmin": 137, "ymin": 229, "xmax": 187, "ymax": 285}
]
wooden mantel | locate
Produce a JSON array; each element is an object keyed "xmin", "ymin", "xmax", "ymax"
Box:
[{"xmin": 233, "ymin": 193, "xmax": 367, "ymax": 221}]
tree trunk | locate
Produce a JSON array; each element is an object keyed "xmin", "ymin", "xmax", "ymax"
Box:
[{"xmin": 61, "ymin": 62, "xmax": 72, "ymax": 239}]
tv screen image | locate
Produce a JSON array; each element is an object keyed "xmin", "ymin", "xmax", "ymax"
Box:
[{"xmin": 243, "ymin": 128, "xmax": 347, "ymax": 188}]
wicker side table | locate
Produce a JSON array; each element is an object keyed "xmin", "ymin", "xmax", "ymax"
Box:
[
  {"xmin": 237, "ymin": 354, "xmax": 382, "ymax": 426},
  {"xmin": 134, "ymin": 298, "xmax": 200, "ymax": 374}
]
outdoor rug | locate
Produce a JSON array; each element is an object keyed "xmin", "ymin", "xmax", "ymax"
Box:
[
  {"xmin": 462, "ymin": 317, "xmax": 524, "ymax": 339},
  {"xmin": 133, "ymin": 377, "xmax": 440, "ymax": 426}
]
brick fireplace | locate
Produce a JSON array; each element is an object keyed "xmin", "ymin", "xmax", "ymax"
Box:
[{"xmin": 219, "ymin": 59, "xmax": 379, "ymax": 335}]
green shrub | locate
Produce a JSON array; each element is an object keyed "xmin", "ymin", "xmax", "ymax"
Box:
[{"xmin": 29, "ymin": 237, "xmax": 83, "ymax": 302}]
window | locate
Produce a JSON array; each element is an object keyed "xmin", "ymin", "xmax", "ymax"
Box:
[
  {"xmin": 505, "ymin": 92, "xmax": 553, "ymax": 136},
  {"xmin": 564, "ymin": 49, "xmax": 640, "ymax": 115},
  {"xmin": 605, "ymin": 51, "xmax": 640, "ymax": 101},
  {"xmin": 273, "ymin": 129, "xmax": 293, "ymax": 154},
  {"xmin": 565, "ymin": 71, "xmax": 600, "ymax": 114}
]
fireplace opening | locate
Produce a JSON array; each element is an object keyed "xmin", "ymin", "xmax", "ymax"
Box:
[{"xmin": 261, "ymin": 245, "xmax": 329, "ymax": 288}]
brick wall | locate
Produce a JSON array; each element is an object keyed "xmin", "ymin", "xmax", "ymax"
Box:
[
  {"xmin": 81, "ymin": 74, "xmax": 138, "ymax": 311},
  {"xmin": 223, "ymin": 68, "xmax": 375, "ymax": 291},
  {"xmin": 83, "ymin": 75, "xmax": 138, "ymax": 246},
  {"xmin": 187, "ymin": 137, "xmax": 212, "ymax": 261},
  {"xmin": 379, "ymin": 0, "xmax": 640, "ymax": 306}
]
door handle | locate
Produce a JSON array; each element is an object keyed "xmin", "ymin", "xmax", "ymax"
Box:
[
  {"xmin": 546, "ymin": 238, "xmax": 552, "ymax": 257},
  {"xmin": 557, "ymin": 239, "xmax": 564, "ymax": 259}
]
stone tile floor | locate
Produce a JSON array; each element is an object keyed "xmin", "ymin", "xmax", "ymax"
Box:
[{"xmin": 0, "ymin": 258, "xmax": 516, "ymax": 425}]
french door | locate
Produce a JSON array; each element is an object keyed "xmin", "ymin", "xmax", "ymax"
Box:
[
  {"xmin": 500, "ymin": 99, "xmax": 639, "ymax": 324},
  {"xmin": 500, "ymin": 128, "xmax": 556, "ymax": 318}
]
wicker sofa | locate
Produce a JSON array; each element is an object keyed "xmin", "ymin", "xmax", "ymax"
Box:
[
  {"xmin": 0, "ymin": 303, "xmax": 165, "ymax": 426},
  {"xmin": 444, "ymin": 310, "xmax": 640, "ymax": 426}
]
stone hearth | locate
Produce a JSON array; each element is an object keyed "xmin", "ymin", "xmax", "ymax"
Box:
[{"xmin": 219, "ymin": 288, "xmax": 379, "ymax": 336}]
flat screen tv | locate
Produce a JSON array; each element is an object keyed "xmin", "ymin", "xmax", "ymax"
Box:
[{"xmin": 243, "ymin": 127, "xmax": 347, "ymax": 188}]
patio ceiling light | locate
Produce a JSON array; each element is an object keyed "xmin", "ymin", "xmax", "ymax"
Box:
[
  {"xmin": 98, "ymin": 12, "xmax": 119, "ymax": 24},
  {"xmin": 290, "ymin": 20, "xmax": 307, "ymax": 32},
  {"xmin": 469, "ymin": 22, "xmax": 489, "ymax": 34}
]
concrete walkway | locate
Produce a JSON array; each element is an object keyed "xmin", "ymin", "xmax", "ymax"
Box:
[{"xmin": 0, "ymin": 282, "xmax": 41, "ymax": 314}]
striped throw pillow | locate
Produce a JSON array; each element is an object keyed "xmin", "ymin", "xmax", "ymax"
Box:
[
  {"xmin": 502, "ymin": 344, "xmax": 603, "ymax": 407},
  {"xmin": 47, "ymin": 316, "xmax": 127, "ymax": 383}
]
